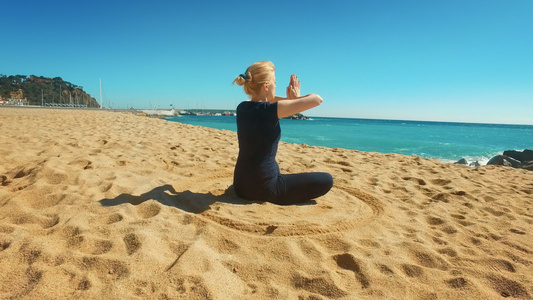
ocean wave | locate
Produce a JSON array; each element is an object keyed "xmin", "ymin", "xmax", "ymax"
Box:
[{"xmin": 436, "ymin": 151, "xmax": 503, "ymax": 165}]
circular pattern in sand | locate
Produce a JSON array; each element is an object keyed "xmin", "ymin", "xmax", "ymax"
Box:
[{"xmin": 178, "ymin": 173, "xmax": 383, "ymax": 237}]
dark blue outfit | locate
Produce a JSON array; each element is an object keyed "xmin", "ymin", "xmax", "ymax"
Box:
[{"xmin": 233, "ymin": 101, "xmax": 333, "ymax": 205}]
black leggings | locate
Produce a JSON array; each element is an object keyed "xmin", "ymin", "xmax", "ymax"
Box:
[
  {"xmin": 272, "ymin": 172, "xmax": 333, "ymax": 205},
  {"xmin": 234, "ymin": 170, "xmax": 333, "ymax": 205}
]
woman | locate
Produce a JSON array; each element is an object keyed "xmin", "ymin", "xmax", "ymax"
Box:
[{"xmin": 233, "ymin": 61, "xmax": 333, "ymax": 205}]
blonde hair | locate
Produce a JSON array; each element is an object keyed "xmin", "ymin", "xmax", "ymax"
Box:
[{"xmin": 233, "ymin": 61, "xmax": 275, "ymax": 97}]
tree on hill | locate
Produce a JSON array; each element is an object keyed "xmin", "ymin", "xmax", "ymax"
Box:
[{"xmin": 0, "ymin": 74, "xmax": 100, "ymax": 107}]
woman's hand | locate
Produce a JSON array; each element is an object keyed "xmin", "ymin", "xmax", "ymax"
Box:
[{"xmin": 286, "ymin": 74, "xmax": 301, "ymax": 99}]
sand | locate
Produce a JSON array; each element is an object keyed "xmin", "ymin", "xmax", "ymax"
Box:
[{"xmin": 0, "ymin": 107, "xmax": 532, "ymax": 299}]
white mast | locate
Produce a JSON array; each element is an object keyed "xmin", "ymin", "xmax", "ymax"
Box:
[{"xmin": 99, "ymin": 78, "xmax": 102, "ymax": 109}]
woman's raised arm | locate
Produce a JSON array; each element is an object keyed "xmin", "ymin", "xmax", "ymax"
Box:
[{"xmin": 276, "ymin": 94, "xmax": 323, "ymax": 119}]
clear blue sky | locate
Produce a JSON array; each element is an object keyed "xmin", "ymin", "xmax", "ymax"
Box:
[{"xmin": 2, "ymin": 0, "xmax": 532, "ymax": 124}]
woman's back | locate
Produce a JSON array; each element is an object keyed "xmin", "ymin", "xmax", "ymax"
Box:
[{"xmin": 234, "ymin": 101, "xmax": 281, "ymax": 195}]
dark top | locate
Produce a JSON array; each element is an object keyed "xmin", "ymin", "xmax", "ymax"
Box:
[
  {"xmin": 233, "ymin": 100, "xmax": 334, "ymax": 204},
  {"xmin": 233, "ymin": 101, "xmax": 281, "ymax": 200}
]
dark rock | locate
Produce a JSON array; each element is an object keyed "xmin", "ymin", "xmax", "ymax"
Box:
[
  {"xmin": 469, "ymin": 161, "xmax": 480, "ymax": 167},
  {"xmin": 503, "ymin": 149, "xmax": 533, "ymax": 162},
  {"xmin": 487, "ymin": 156, "xmax": 511, "ymax": 167},
  {"xmin": 283, "ymin": 113, "xmax": 309, "ymax": 120},
  {"xmin": 525, "ymin": 149, "xmax": 533, "ymax": 160},
  {"xmin": 486, "ymin": 155, "xmax": 521, "ymax": 168},
  {"xmin": 455, "ymin": 158, "xmax": 468, "ymax": 165},
  {"xmin": 519, "ymin": 161, "xmax": 533, "ymax": 171}
]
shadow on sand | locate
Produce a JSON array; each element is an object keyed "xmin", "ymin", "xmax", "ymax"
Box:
[
  {"xmin": 99, "ymin": 184, "xmax": 248, "ymax": 214},
  {"xmin": 99, "ymin": 184, "xmax": 316, "ymax": 213}
]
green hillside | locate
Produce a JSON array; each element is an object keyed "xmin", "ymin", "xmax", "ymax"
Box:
[{"xmin": 0, "ymin": 74, "xmax": 100, "ymax": 107}]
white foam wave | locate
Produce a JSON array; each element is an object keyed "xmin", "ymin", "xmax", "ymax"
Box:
[{"xmin": 437, "ymin": 151, "xmax": 503, "ymax": 166}]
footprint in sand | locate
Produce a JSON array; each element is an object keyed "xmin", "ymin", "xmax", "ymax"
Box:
[
  {"xmin": 402, "ymin": 176, "xmax": 427, "ymax": 185},
  {"xmin": 62, "ymin": 225, "xmax": 113, "ymax": 255},
  {"xmin": 71, "ymin": 276, "xmax": 92, "ymax": 291},
  {"xmin": 333, "ymin": 253, "xmax": 370, "ymax": 289},
  {"xmin": 137, "ymin": 202, "xmax": 161, "ymax": 219},
  {"xmin": 377, "ymin": 264, "xmax": 395, "ymax": 275},
  {"xmin": 0, "ymin": 240, "xmax": 12, "ymax": 251},
  {"xmin": 445, "ymin": 277, "xmax": 469, "ymax": 289},
  {"xmin": 8, "ymin": 212, "xmax": 59, "ymax": 229},
  {"xmin": 78, "ymin": 256, "xmax": 130, "ymax": 280},
  {"xmin": 106, "ymin": 213, "xmax": 124, "ymax": 224},
  {"xmin": 123, "ymin": 233, "xmax": 141, "ymax": 255},
  {"xmin": 292, "ymin": 272, "xmax": 348, "ymax": 298},
  {"xmin": 483, "ymin": 259, "xmax": 516, "ymax": 273},
  {"xmin": 3, "ymin": 162, "xmax": 46, "ymax": 191},
  {"xmin": 426, "ymin": 216, "xmax": 446, "ymax": 226},
  {"xmin": 401, "ymin": 264, "xmax": 424, "ymax": 278},
  {"xmin": 67, "ymin": 159, "xmax": 93, "ymax": 170},
  {"xmin": 486, "ymin": 275, "xmax": 530, "ymax": 298}
]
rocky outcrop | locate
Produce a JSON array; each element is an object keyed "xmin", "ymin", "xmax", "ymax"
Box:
[
  {"xmin": 503, "ymin": 150, "xmax": 533, "ymax": 162},
  {"xmin": 454, "ymin": 149, "xmax": 532, "ymax": 171},
  {"xmin": 454, "ymin": 158, "xmax": 480, "ymax": 167},
  {"xmin": 284, "ymin": 113, "xmax": 310, "ymax": 120},
  {"xmin": 486, "ymin": 155, "xmax": 521, "ymax": 168},
  {"xmin": 454, "ymin": 158, "xmax": 468, "ymax": 165},
  {"xmin": 519, "ymin": 161, "xmax": 533, "ymax": 171},
  {"xmin": 469, "ymin": 161, "xmax": 480, "ymax": 167},
  {"xmin": 487, "ymin": 149, "xmax": 533, "ymax": 171}
]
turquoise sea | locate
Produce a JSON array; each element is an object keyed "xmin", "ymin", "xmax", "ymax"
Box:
[{"xmin": 165, "ymin": 115, "xmax": 533, "ymax": 165}]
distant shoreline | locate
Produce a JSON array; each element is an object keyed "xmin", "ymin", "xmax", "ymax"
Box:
[
  {"xmin": 0, "ymin": 105, "xmax": 236, "ymax": 116},
  {"xmin": 2, "ymin": 105, "xmax": 532, "ymax": 126}
]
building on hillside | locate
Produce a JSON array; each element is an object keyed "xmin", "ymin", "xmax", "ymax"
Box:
[
  {"xmin": 8, "ymin": 89, "xmax": 29, "ymax": 105},
  {"xmin": 8, "ymin": 98, "xmax": 29, "ymax": 105},
  {"xmin": 10, "ymin": 89, "xmax": 25, "ymax": 99}
]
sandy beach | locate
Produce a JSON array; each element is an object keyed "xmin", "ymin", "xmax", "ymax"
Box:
[{"xmin": 0, "ymin": 107, "xmax": 531, "ymax": 299}]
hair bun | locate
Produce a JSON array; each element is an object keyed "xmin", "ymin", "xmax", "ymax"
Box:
[
  {"xmin": 244, "ymin": 71, "xmax": 252, "ymax": 83},
  {"xmin": 233, "ymin": 71, "xmax": 253, "ymax": 86},
  {"xmin": 233, "ymin": 75, "xmax": 246, "ymax": 86},
  {"xmin": 232, "ymin": 61, "xmax": 274, "ymax": 96}
]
